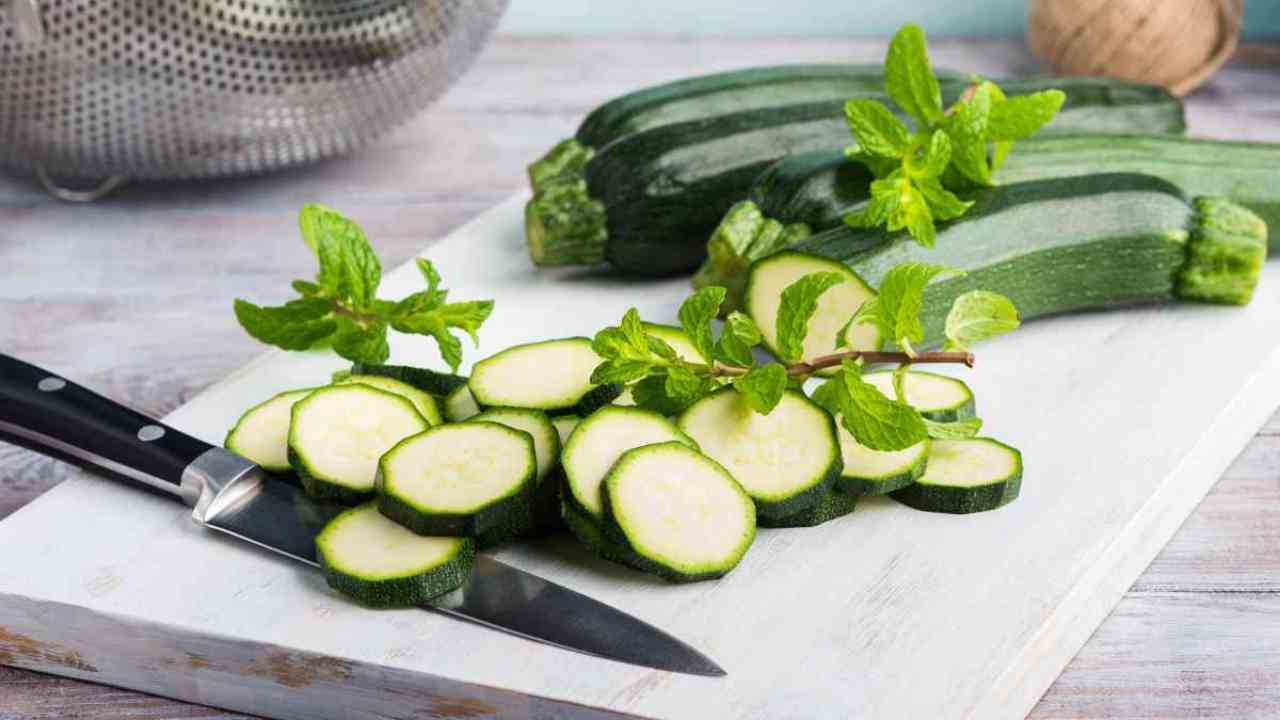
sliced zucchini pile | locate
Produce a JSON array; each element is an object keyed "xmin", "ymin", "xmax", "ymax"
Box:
[
  {"xmin": 562, "ymin": 406, "xmax": 698, "ymax": 521},
  {"xmin": 890, "ymin": 438, "xmax": 1023, "ymax": 514},
  {"xmin": 289, "ymin": 384, "xmax": 431, "ymax": 503},
  {"xmin": 316, "ymin": 503, "xmax": 474, "ymax": 608},
  {"xmin": 560, "ymin": 406, "xmax": 698, "ymax": 559},
  {"xmin": 603, "ymin": 442, "xmax": 756, "ymax": 582},
  {"xmin": 378, "ymin": 422, "xmax": 537, "ymax": 547},
  {"xmin": 444, "ymin": 384, "xmax": 481, "ymax": 422},
  {"xmin": 468, "ymin": 338, "xmax": 621, "ymax": 415},
  {"xmin": 224, "ymin": 388, "xmax": 316, "ymax": 474},
  {"xmin": 862, "ymin": 371, "xmax": 975, "ymax": 422},
  {"xmin": 677, "ymin": 388, "xmax": 845, "ymax": 524}
]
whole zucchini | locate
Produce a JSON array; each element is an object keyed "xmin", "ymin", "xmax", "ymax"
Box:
[
  {"xmin": 526, "ymin": 78, "xmax": 1186, "ymax": 276},
  {"xmin": 748, "ymin": 174, "xmax": 1266, "ymax": 350},
  {"xmin": 527, "ymin": 64, "xmax": 970, "ymax": 192},
  {"xmin": 699, "ymin": 134, "xmax": 1280, "ymax": 307}
]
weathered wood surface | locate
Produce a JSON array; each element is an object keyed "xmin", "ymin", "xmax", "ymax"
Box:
[{"xmin": 0, "ymin": 35, "xmax": 1278, "ymax": 719}]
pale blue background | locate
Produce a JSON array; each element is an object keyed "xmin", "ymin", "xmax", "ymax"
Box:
[{"xmin": 499, "ymin": 1, "xmax": 1279, "ymax": 39}]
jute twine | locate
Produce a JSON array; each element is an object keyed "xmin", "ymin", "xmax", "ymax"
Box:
[{"xmin": 1027, "ymin": 0, "xmax": 1243, "ymax": 96}]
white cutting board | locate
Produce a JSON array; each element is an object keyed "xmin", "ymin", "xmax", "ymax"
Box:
[{"xmin": 2, "ymin": 194, "xmax": 1279, "ymax": 720}]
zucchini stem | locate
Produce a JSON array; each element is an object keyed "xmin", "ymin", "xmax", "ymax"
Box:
[{"xmin": 712, "ymin": 350, "xmax": 974, "ymax": 378}]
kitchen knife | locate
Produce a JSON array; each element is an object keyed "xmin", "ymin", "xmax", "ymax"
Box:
[{"xmin": 0, "ymin": 353, "xmax": 725, "ymax": 677}]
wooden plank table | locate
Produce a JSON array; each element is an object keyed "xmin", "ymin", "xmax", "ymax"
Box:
[{"xmin": 1, "ymin": 35, "xmax": 1277, "ymax": 719}]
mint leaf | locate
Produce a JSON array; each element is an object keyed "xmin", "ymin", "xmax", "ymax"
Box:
[
  {"xmin": 988, "ymin": 89, "xmax": 1066, "ymax": 141},
  {"xmin": 630, "ymin": 374, "xmax": 691, "ymax": 416},
  {"xmin": 884, "ymin": 24, "xmax": 943, "ymax": 127},
  {"xmin": 291, "ymin": 279, "xmax": 324, "ymax": 297},
  {"xmin": 849, "ymin": 171, "xmax": 938, "ymax": 247},
  {"xmin": 944, "ymin": 82, "xmax": 994, "ymax": 187},
  {"xmin": 392, "ymin": 313, "xmax": 466, "ymax": 371},
  {"xmin": 845, "ymin": 99, "xmax": 912, "ymax": 159},
  {"xmin": 809, "ymin": 377, "xmax": 842, "ymax": 414},
  {"xmin": 645, "ymin": 332, "xmax": 679, "ymax": 362},
  {"xmin": 716, "ymin": 311, "xmax": 762, "ymax": 368},
  {"xmin": 433, "ymin": 301, "xmax": 494, "ymax": 346},
  {"xmin": 916, "ymin": 130, "xmax": 952, "ymax": 178},
  {"xmin": 854, "ymin": 263, "xmax": 954, "ymax": 349},
  {"xmin": 734, "ymin": 364, "xmax": 788, "ymax": 414},
  {"xmin": 776, "ymin": 271, "xmax": 846, "ymax": 363},
  {"xmin": 665, "ymin": 366, "xmax": 709, "ymax": 406},
  {"xmin": 924, "ymin": 416, "xmax": 983, "ymax": 439},
  {"xmin": 331, "ymin": 316, "xmax": 390, "ymax": 365},
  {"xmin": 591, "ymin": 359, "xmax": 652, "ymax": 386},
  {"xmin": 836, "ymin": 360, "xmax": 928, "ymax": 451},
  {"xmin": 620, "ymin": 308, "xmax": 649, "ymax": 353},
  {"xmin": 943, "ymin": 290, "xmax": 1020, "ymax": 350},
  {"xmin": 297, "ymin": 204, "xmax": 381, "ymax": 309},
  {"xmin": 678, "ymin": 286, "xmax": 726, "ymax": 363},
  {"xmin": 416, "ymin": 258, "xmax": 442, "ymax": 295},
  {"xmin": 233, "ymin": 298, "xmax": 336, "ymax": 351},
  {"xmin": 917, "ymin": 176, "xmax": 972, "ymax": 221}
]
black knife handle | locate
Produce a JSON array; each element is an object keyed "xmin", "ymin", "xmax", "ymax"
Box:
[{"xmin": 0, "ymin": 353, "xmax": 214, "ymax": 502}]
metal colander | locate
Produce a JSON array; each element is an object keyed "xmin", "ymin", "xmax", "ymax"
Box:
[{"xmin": 0, "ymin": 0, "xmax": 508, "ymax": 198}]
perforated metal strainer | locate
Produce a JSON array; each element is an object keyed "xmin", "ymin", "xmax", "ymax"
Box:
[{"xmin": 0, "ymin": 0, "xmax": 508, "ymax": 199}]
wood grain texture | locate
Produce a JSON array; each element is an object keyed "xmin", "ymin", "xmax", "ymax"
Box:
[{"xmin": 0, "ymin": 34, "xmax": 1278, "ymax": 719}]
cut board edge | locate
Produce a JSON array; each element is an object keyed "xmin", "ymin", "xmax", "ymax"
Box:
[
  {"xmin": 0, "ymin": 591, "xmax": 637, "ymax": 720},
  {"xmin": 986, "ymin": 346, "xmax": 1280, "ymax": 720}
]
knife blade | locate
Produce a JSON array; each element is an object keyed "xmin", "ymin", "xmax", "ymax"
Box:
[{"xmin": 0, "ymin": 353, "xmax": 725, "ymax": 677}]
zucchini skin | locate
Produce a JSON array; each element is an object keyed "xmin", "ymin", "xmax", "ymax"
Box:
[
  {"xmin": 349, "ymin": 363, "xmax": 468, "ymax": 398},
  {"xmin": 529, "ymin": 77, "xmax": 1183, "ymax": 275},
  {"xmin": 578, "ymin": 65, "xmax": 967, "ymax": 151},
  {"xmin": 760, "ymin": 175, "xmax": 1267, "ymax": 348},
  {"xmin": 759, "ymin": 486, "xmax": 859, "ymax": 528},
  {"xmin": 836, "ymin": 446, "xmax": 929, "ymax": 496},
  {"xmin": 562, "ymin": 499, "xmax": 645, "ymax": 568}
]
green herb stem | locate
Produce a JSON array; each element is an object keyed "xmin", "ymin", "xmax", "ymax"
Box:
[{"xmin": 712, "ymin": 349, "xmax": 974, "ymax": 378}]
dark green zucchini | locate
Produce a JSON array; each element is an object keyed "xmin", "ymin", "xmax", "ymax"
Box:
[
  {"xmin": 527, "ymin": 64, "xmax": 970, "ymax": 192},
  {"xmin": 527, "ymin": 78, "xmax": 1185, "ymax": 276},
  {"xmin": 698, "ymin": 134, "xmax": 1280, "ymax": 301},
  {"xmin": 747, "ymin": 174, "xmax": 1266, "ymax": 350}
]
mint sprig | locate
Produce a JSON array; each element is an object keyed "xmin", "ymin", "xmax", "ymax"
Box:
[
  {"xmin": 842, "ymin": 24, "xmax": 1065, "ymax": 246},
  {"xmin": 234, "ymin": 204, "xmax": 494, "ymax": 369}
]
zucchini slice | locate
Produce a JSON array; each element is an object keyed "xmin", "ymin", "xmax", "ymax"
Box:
[
  {"xmin": 603, "ymin": 442, "xmax": 756, "ymax": 582},
  {"xmin": 288, "ymin": 385, "xmax": 431, "ymax": 503},
  {"xmin": 745, "ymin": 251, "xmax": 881, "ymax": 366},
  {"xmin": 862, "ymin": 371, "xmax": 975, "ymax": 422},
  {"xmin": 224, "ymin": 388, "xmax": 315, "ymax": 474},
  {"xmin": 348, "ymin": 363, "xmax": 468, "ymax": 398},
  {"xmin": 890, "ymin": 438, "xmax": 1023, "ymax": 514},
  {"xmin": 472, "ymin": 407, "xmax": 562, "ymax": 534},
  {"xmin": 677, "ymin": 388, "xmax": 842, "ymax": 520},
  {"xmin": 834, "ymin": 417, "xmax": 930, "ymax": 496},
  {"xmin": 561, "ymin": 406, "xmax": 697, "ymax": 521},
  {"xmin": 761, "ymin": 485, "xmax": 859, "ymax": 528},
  {"xmin": 445, "ymin": 384, "xmax": 481, "ymax": 422},
  {"xmin": 316, "ymin": 503, "xmax": 474, "ymax": 608},
  {"xmin": 469, "ymin": 338, "xmax": 621, "ymax": 415},
  {"xmin": 335, "ymin": 374, "xmax": 443, "ymax": 426},
  {"xmin": 377, "ymin": 422, "xmax": 537, "ymax": 546}
]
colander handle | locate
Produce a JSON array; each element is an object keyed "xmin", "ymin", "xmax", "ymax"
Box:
[{"xmin": 35, "ymin": 167, "xmax": 129, "ymax": 203}]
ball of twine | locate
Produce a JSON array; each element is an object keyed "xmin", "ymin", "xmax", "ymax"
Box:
[{"xmin": 1027, "ymin": 0, "xmax": 1242, "ymax": 96}]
